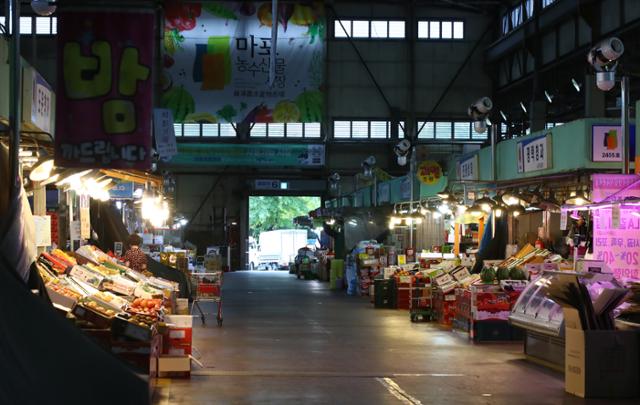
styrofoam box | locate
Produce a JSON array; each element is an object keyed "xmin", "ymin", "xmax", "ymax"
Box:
[
  {"xmin": 159, "ymin": 356, "xmax": 191, "ymax": 372},
  {"xmin": 164, "ymin": 314, "xmax": 194, "ymax": 328}
]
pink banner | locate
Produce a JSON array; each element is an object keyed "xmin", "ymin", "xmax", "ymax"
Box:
[
  {"xmin": 592, "ymin": 174, "xmax": 640, "ymax": 280},
  {"xmin": 55, "ymin": 10, "xmax": 155, "ymax": 170}
]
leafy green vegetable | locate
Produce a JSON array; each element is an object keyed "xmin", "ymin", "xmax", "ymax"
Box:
[
  {"xmin": 217, "ymin": 104, "xmax": 238, "ymax": 122},
  {"xmin": 203, "ymin": 3, "xmax": 238, "ymax": 20}
]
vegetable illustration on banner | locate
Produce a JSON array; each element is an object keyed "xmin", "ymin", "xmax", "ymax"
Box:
[
  {"xmin": 161, "ymin": 1, "xmax": 325, "ymax": 124},
  {"xmin": 55, "ymin": 10, "xmax": 154, "ymax": 170}
]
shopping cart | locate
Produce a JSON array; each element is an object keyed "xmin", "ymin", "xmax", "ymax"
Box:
[
  {"xmin": 409, "ymin": 280, "xmax": 433, "ymax": 322},
  {"xmin": 190, "ymin": 271, "xmax": 223, "ymax": 326}
]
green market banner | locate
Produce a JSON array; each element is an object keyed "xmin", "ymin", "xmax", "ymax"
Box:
[
  {"xmin": 171, "ymin": 143, "xmax": 325, "ymax": 167},
  {"xmin": 162, "ymin": 1, "xmax": 325, "ymax": 124}
]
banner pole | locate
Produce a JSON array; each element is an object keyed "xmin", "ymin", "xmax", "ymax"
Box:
[{"xmin": 269, "ymin": 0, "xmax": 278, "ymax": 87}]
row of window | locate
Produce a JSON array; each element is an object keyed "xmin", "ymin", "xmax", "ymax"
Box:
[
  {"xmin": 334, "ymin": 19, "xmax": 405, "ymax": 39},
  {"xmin": 172, "ymin": 120, "xmax": 563, "ymax": 141},
  {"xmin": 0, "ymin": 16, "xmax": 57, "ymax": 35},
  {"xmin": 333, "ymin": 120, "xmax": 406, "ymax": 139},
  {"xmin": 172, "ymin": 122, "xmax": 322, "ymax": 139},
  {"xmin": 502, "ymin": 0, "xmax": 557, "ymax": 35},
  {"xmin": 334, "ymin": 19, "xmax": 465, "ymax": 40},
  {"xmin": 417, "ymin": 121, "xmax": 488, "ymax": 140}
]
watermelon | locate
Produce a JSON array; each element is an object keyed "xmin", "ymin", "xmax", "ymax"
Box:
[
  {"xmin": 480, "ymin": 267, "xmax": 496, "ymax": 283},
  {"xmin": 509, "ymin": 267, "xmax": 527, "ymax": 280},
  {"xmin": 496, "ymin": 267, "xmax": 511, "ymax": 281}
]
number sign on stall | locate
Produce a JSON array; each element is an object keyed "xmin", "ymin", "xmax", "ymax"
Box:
[{"xmin": 517, "ymin": 134, "xmax": 552, "ymax": 173}]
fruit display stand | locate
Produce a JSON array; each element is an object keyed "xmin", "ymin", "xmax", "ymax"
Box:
[
  {"xmin": 357, "ymin": 254, "xmax": 382, "ymax": 296},
  {"xmin": 35, "ymin": 244, "xmax": 189, "ymax": 386},
  {"xmin": 453, "ymin": 288, "xmax": 472, "ymax": 332},
  {"xmin": 468, "ymin": 282, "xmax": 525, "ymax": 341}
]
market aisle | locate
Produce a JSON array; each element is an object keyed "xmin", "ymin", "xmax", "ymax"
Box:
[{"xmin": 153, "ymin": 272, "xmax": 617, "ymax": 404}]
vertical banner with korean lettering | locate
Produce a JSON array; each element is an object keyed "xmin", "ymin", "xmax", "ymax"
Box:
[
  {"xmin": 161, "ymin": 1, "xmax": 325, "ymax": 123},
  {"xmin": 591, "ymin": 174, "xmax": 640, "ymax": 280},
  {"xmin": 55, "ymin": 9, "xmax": 154, "ymax": 170}
]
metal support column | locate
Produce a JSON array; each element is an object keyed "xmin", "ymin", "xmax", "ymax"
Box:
[
  {"xmin": 8, "ymin": 0, "xmax": 21, "ymax": 199},
  {"xmin": 621, "ymin": 76, "xmax": 630, "ymax": 174}
]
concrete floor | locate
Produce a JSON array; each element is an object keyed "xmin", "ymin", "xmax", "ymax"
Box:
[{"xmin": 152, "ymin": 271, "xmax": 632, "ymax": 404}]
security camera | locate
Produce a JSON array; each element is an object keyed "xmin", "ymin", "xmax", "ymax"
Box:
[
  {"xmin": 587, "ymin": 37, "xmax": 624, "ymax": 91},
  {"xmin": 468, "ymin": 97, "xmax": 493, "ymax": 133},
  {"xmin": 31, "ymin": 0, "xmax": 57, "ymax": 16},
  {"xmin": 587, "ymin": 37, "xmax": 624, "ymax": 71},
  {"xmin": 394, "ymin": 139, "xmax": 412, "ymax": 166},
  {"xmin": 363, "ymin": 156, "xmax": 376, "ymax": 167},
  {"xmin": 468, "ymin": 97, "xmax": 493, "ymax": 119}
]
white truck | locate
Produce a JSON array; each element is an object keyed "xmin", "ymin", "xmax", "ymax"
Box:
[{"xmin": 248, "ymin": 229, "xmax": 309, "ymax": 270}]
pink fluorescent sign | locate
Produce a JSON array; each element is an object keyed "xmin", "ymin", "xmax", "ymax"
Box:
[{"xmin": 592, "ymin": 174, "xmax": 640, "ymax": 280}]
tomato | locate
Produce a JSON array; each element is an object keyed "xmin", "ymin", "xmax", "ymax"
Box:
[{"xmin": 165, "ymin": 1, "xmax": 201, "ymax": 32}]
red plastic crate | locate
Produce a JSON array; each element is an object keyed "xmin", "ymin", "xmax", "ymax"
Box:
[
  {"xmin": 163, "ymin": 341, "xmax": 192, "ymax": 356},
  {"xmin": 198, "ymin": 284, "xmax": 220, "ymax": 296}
]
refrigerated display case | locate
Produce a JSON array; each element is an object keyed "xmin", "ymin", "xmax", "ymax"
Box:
[{"xmin": 509, "ymin": 270, "xmax": 621, "ymax": 370}]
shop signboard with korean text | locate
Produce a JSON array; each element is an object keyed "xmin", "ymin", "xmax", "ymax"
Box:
[
  {"xmin": 591, "ymin": 174, "xmax": 640, "ymax": 280},
  {"xmin": 161, "ymin": 1, "xmax": 325, "ymax": 123},
  {"xmin": 517, "ymin": 133, "xmax": 552, "ymax": 173},
  {"xmin": 109, "ymin": 181, "xmax": 135, "ymax": 199},
  {"xmin": 457, "ymin": 154, "xmax": 478, "ymax": 181},
  {"xmin": 171, "ymin": 143, "xmax": 324, "ymax": 167},
  {"xmin": 22, "ymin": 65, "xmax": 54, "ymax": 135},
  {"xmin": 417, "ymin": 160, "xmax": 442, "ymax": 185},
  {"xmin": 55, "ymin": 10, "xmax": 155, "ymax": 170}
]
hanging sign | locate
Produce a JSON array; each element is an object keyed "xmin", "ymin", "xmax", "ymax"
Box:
[
  {"xmin": 255, "ymin": 179, "xmax": 282, "ymax": 190},
  {"xmin": 378, "ymin": 183, "xmax": 390, "ymax": 204},
  {"xmin": 55, "ymin": 9, "xmax": 155, "ymax": 170},
  {"xmin": 560, "ymin": 210, "xmax": 568, "ymax": 231},
  {"xmin": 79, "ymin": 195, "xmax": 91, "ymax": 240},
  {"xmin": 109, "ymin": 181, "xmax": 135, "ymax": 199},
  {"xmin": 417, "ymin": 160, "xmax": 442, "ymax": 185},
  {"xmin": 517, "ymin": 133, "xmax": 552, "ymax": 173},
  {"xmin": 34, "ymin": 215, "xmax": 52, "ymax": 247},
  {"xmin": 400, "ymin": 176, "xmax": 412, "ymax": 200},
  {"xmin": 161, "ymin": 1, "xmax": 325, "ymax": 123},
  {"xmin": 457, "ymin": 155, "xmax": 478, "ymax": 181},
  {"xmin": 592, "ymin": 174, "xmax": 640, "ymax": 280},
  {"xmin": 171, "ymin": 143, "xmax": 324, "ymax": 167},
  {"xmin": 153, "ymin": 108, "xmax": 178, "ymax": 159}
]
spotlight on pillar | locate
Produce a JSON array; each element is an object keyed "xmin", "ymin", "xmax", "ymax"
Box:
[
  {"xmin": 468, "ymin": 97, "xmax": 493, "ymax": 134},
  {"xmin": 571, "ymin": 78, "xmax": 582, "ymax": 93},
  {"xmin": 587, "ymin": 37, "xmax": 624, "ymax": 91},
  {"xmin": 519, "ymin": 102, "xmax": 527, "ymax": 114}
]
